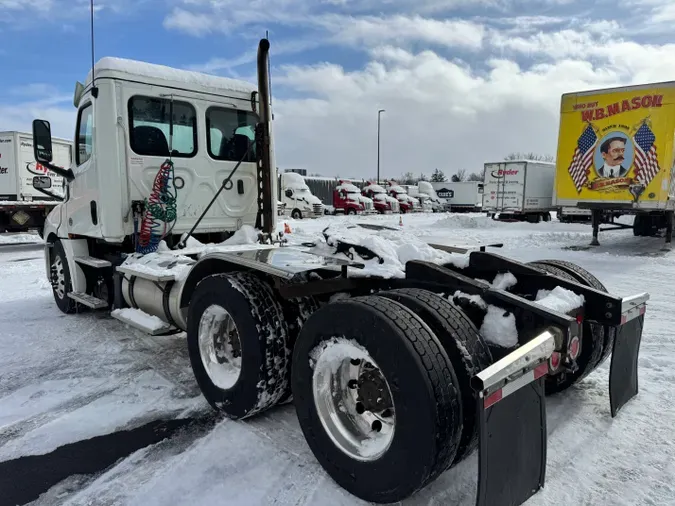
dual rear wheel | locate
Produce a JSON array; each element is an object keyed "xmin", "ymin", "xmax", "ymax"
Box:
[{"xmin": 186, "ymin": 274, "xmax": 491, "ymax": 503}]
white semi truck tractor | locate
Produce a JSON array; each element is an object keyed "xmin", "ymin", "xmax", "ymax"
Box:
[{"xmin": 31, "ymin": 39, "xmax": 649, "ymax": 506}]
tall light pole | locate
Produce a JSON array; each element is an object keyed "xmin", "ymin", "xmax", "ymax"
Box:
[{"xmin": 377, "ymin": 109, "xmax": 385, "ymax": 184}]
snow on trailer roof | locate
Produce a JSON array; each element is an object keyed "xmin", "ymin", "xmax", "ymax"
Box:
[{"xmin": 86, "ymin": 57, "xmax": 257, "ymax": 95}]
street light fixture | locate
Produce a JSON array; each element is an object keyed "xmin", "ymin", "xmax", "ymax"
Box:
[{"xmin": 377, "ymin": 109, "xmax": 385, "ymax": 184}]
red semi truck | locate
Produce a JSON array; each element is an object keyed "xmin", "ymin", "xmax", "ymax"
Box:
[{"xmin": 361, "ymin": 182, "xmax": 400, "ymax": 214}]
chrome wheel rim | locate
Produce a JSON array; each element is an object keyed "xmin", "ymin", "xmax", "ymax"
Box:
[
  {"xmin": 51, "ymin": 255, "xmax": 66, "ymax": 299},
  {"xmin": 198, "ymin": 305, "xmax": 243, "ymax": 390},
  {"xmin": 312, "ymin": 339, "xmax": 395, "ymax": 462}
]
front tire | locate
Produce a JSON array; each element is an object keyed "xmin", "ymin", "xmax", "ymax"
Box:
[
  {"xmin": 50, "ymin": 240, "xmax": 76, "ymax": 314},
  {"xmin": 187, "ymin": 273, "xmax": 290, "ymax": 419},
  {"xmin": 292, "ymin": 296, "xmax": 462, "ymax": 503},
  {"xmin": 291, "ymin": 209, "xmax": 303, "ymax": 220},
  {"xmin": 347, "ymin": 208, "xmax": 357, "ymax": 215}
]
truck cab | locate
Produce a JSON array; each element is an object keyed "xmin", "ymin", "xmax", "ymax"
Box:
[
  {"xmin": 417, "ymin": 181, "xmax": 445, "ymax": 212},
  {"xmin": 361, "ymin": 182, "xmax": 400, "ymax": 214},
  {"xmin": 278, "ymin": 172, "xmax": 323, "ymax": 219},
  {"xmin": 333, "ymin": 180, "xmax": 374, "ymax": 215},
  {"xmin": 387, "ymin": 182, "xmax": 417, "ymax": 213},
  {"xmin": 35, "ymin": 57, "xmax": 274, "ymax": 248}
]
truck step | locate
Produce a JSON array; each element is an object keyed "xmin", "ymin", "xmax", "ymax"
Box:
[
  {"xmin": 75, "ymin": 256, "xmax": 112, "ymax": 268},
  {"xmin": 111, "ymin": 308, "xmax": 175, "ymax": 336},
  {"xmin": 67, "ymin": 292, "xmax": 109, "ymax": 309},
  {"xmin": 116, "ymin": 265, "xmax": 175, "ymax": 282}
]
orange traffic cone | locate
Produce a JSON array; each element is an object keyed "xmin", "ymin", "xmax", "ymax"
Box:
[
  {"xmin": 284, "ymin": 222, "xmax": 292, "ymax": 234},
  {"xmin": 399, "ymin": 215, "xmax": 403, "ymax": 227}
]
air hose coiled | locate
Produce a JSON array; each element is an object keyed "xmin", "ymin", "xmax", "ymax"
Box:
[{"xmin": 136, "ymin": 159, "xmax": 177, "ymax": 254}]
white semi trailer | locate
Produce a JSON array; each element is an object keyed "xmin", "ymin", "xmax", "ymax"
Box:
[
  {"xmin": 0, "ymin": 131, "xmax": 70, "ymax": 234},
  {"xmin": 483, "ymin": 160, "xmax": 555, "ymax": 222},
  {"xmin": 30, "ymin": 39, "xmax": 649, "ymax": 506}
]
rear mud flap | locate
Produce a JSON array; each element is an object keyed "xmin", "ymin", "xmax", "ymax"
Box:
[
  {"xmin": 476, "ymin": 377, "xmax": 547, "ymax": 506},
  {"xmin": 609, "ymin": 314, "xmax": 645, "ymax": 418}
]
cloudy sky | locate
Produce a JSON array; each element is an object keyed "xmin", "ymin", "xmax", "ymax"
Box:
[{"xmin": 2, "ymin": 0, "xmax": 675, "ymax": 179}]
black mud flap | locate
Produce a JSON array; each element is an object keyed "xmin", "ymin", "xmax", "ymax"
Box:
[
  {"xmin": 476, "ymin": 375, "xmax": 547, "ymax": 506},
  {"xmin": 609, "ymin": 314, "xmax": 645, "ymax": 418}
]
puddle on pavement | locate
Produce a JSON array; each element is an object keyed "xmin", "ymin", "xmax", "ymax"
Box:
[{"xmin": 0, "ymin": 416, "xmax": 216, "ymax": 506}]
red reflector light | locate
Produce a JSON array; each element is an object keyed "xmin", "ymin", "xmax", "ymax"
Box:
[
  {"xmin": 576, "ymin": 314, "xmax": 583, "ymax": 325},
  {"xmin": 569, "ymin": 336, "xmax": 581, "ymax": 360},
  {"xmin": 484, "ymin": 390, "xmax": 503, "ymax": 409},
  {"xmin": 549, "ymin": 352, "xmax": 561, "ymax": 372}
]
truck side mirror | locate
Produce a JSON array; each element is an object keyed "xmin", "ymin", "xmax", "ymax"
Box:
[
  {"xmin": 285, "ymin": 189, "xmax": 293, "ymax": 198},
  {"xmin": 32, "ymin": 119, "xmax": 53, "ymax": 164},
  {"xmin": 32, "ymin": 175, "xmax": 52, "ymax": 190}
]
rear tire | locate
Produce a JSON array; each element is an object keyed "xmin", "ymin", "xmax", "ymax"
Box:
[
  {"xmin": 292, "ymin": 296, "xmax": 462, "ymax": 503},
  {"xmin": 187, "ymin": 273, "xmax": 290, "ymax": 419},
  {"xmin": 527, "ymin": 260, "xmax": 612, "ymax": 394},
  {"xmin": 377, "ymin": 288, "xmax": 492, "ymax": 466}
]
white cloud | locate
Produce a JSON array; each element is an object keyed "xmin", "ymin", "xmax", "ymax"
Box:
[
  {"xmin": 0, "ymin": 94, "xmax": 74, "ymax": 140},
  {"xmin": 269, "ymin": 33, "xmax": 675, "ymax": 176},
  {"xmin": 162, "ymin": 7, "xmax": 231, "ymax": 36}
]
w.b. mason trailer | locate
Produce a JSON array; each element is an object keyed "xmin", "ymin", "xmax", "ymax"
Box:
[{"xmin": 30, "ymin": 38, "xmax": 649, "ymax": 505}]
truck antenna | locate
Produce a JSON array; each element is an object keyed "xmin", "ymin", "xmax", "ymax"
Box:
[{"xmin": 90, "ymin": 0, "xmax": 98, "ymax": 98}]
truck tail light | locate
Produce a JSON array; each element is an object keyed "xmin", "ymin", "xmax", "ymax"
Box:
[
  {"xmin": 569, "ymin": 336, "xmax": 581, "ymax": 360},
  {"xmin": 548, "ymin": 351, "xmax": 561, "ymax": 372}
]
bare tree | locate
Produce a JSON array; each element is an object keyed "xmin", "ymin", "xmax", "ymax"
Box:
[
  {"xmin": 400, "ymin": 171, "xmax": 417, "ymax": 184},
  {"xmin": 467, "ymin": 172, "xmax": 483, "ymax": 181},
  {"xmin": 451, "ymin": 169, "xmax": 467, "ymax": 182},
  {"xmin": 419, "ymin": 173, "xmax": 429, "ymax": 182},
  {"xmin": 505, "ymin": 152, "xmax": 555, "ymax": 163},
  {"xmin": 431, "ymin": 168, "xmax": 446, "ymax": 182}
]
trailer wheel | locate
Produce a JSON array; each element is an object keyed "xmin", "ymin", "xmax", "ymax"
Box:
[
  {"xmin": 377, "ymin": 288, "xmax": 492, "ymax": 467},
  {"xmin": 186, "ymin": 272, "xmax": 290, "ymax": 419},
  {"xmin": 50, "ymin": 240, "xmax": 76, "ymax": 314},
  {"xmin": 292, "ymin": 296, "xmax": 462, "ymax": 503},
  {"xmin": 527, "ymin": 260, "xmax": 613, "ymax": 394}
]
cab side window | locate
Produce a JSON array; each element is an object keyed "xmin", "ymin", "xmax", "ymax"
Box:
[
  {"xmin": 76, "ymin": 104, "xmax": 93, "ymax": 166},
  {"xmin": 206, "ymin": 107, "xmax": 258, "ymax": 162}
]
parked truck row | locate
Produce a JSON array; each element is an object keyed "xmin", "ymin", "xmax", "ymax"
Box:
[{"xmin": 27, "ymin": 38, "xmax": 649, "ymax": 506}]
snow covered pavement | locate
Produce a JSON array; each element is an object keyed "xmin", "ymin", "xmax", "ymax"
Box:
[{"xmin": 1, "ymin": 214, "xmax": 674, "ymax": 506}]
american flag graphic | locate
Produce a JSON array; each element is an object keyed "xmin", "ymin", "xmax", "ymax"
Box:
[
  {"xmin": 568, "ymin": 123, "xmax": 597, "ymax": 192},
  {"xmin": 633, "ymin": 122, "xmax": 660, "ymax": 186}
]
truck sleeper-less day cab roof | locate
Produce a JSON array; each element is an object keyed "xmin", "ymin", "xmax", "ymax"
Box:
[{"xmin": 64, "ymin": 56, "xmax": 270, "ymax": 243}]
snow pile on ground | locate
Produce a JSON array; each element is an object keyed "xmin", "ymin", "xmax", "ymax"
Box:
[
  {"xmin": 221, "ymin": 225, "xmax": 260, "ymax": 246},
  {"xmin": 433, "ymin": 214, "xmax": 501, "ymax": 229},
  {"xmin": 535, "ymin": 287, "xmax": 585, "ymax": 314},
  {"xmin": 319, "ymin": 224, "xmax": 470, "ymax": 277},
  {"xmin": 0, "ymin": 233, "xmax": 42, "ymax": 245},
  {"xmin": 480, "ymin": 305, "xmax": 519, "ymax": 348},
  {"xmin": 121, "ymin": 252, "xmax": 195, "ymax": 281},
  {"xmin": 111, "ymin": 308, "xmax": 170, "ymax": 333},
  {"xmin": 492, "ymin": 272, "xmax": 517, "ymax": 290}
]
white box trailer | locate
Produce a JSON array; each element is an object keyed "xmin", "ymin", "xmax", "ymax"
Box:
[
  {"xmin": 0, "ymin": 131, "xmax": 69, "ymax": 233},
  {"xmin": 482, "ymin": 160, "xmax": 555, "ymax": 223},
  {"xmin": 431, "ymin": 181, "xmax": 484, "ymax": 212}
]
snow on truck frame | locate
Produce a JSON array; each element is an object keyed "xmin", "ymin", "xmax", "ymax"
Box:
[{"xmin": 31, "ymin": 39, "xmax": 649, "ymax": 506}]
